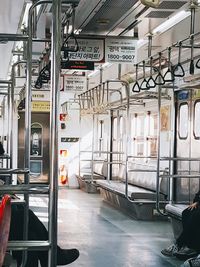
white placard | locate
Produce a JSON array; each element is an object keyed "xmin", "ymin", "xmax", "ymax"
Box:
[
  {"xmin": 105, "ymin": 38, "xmax": 137, "ymax": 64},
  {"xmin": 32, "ymin": 90, "xmax": 50, "ymax": 101},
  {"xmin": 64, "ymin": 75, "xmax": 87, "ymax": 92},
  {"xmin": 68, "ymin": 38, "xmax": 104, "ymax": 62}
]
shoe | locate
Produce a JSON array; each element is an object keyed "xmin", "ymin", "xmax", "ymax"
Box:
[
  {"xmin": 161, "ymin": 243, "xmax": 180, "ymax": 257},
  {"xmin": 175, "ymin": 246, "xmax": 198, "ymax": 260},
  {"xmin": 57, "ymin": 248, "xmax": 79, "ymax": 265},
  {"xmin": 181, "ymin": 254, "xmax": 200, "ymax": 267}
]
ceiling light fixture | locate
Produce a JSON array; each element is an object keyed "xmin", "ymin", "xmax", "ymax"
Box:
[{"xmin": 152, "ymin": 10, "xmax": 191, "ymax": 35}]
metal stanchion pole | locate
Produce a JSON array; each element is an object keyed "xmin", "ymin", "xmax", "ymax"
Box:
[{"xmin": 49, "ymin": 0, "xmax": 61, "ymax": 266}]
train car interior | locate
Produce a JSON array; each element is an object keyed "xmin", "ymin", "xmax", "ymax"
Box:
[{"xmin": 1, "ymin": 0, "xmax": 200, "ymax": 266}]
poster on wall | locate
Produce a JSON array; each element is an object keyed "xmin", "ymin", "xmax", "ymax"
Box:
[
  {"xmin": 63, "ymin": 75, "xmax": 87, "ymax": 91},
  {"xmin": 161, "ymin": 106, "xmax": 170, "ymax": 131},
  {"xmin": 68, "ymin": 38, "xmax": 104, "ymax": 62},
  {"xmin": 105, "ymin": 38, "xmax": 137, "ymax": 64},
  {"xmin": 59, "ymin": 150, "xmax": 68, "ymax": 185}
]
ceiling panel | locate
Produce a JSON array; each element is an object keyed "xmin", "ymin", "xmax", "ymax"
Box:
[
  {"xmin": 0, "ymin": 0, "xmax": 25, "ymax": 79},
  {"xmin": 157, "ymin": 1, "xmax": 187, "ymax": 10},
  {"xmin": 81, "ymin": 0, "xmax": 138, "ymax": 34},
  {"xmin": 146, "ymin": 10, "xmax": 173, "ymax": 18}
]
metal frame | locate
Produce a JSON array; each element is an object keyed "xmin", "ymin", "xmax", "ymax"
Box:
[
  {"xmin": 78, "ymin": 80, "xmax": 128, "ymax": 186},
  {"xmin": 0, "ymin": 1, "xmax": 79, "ymax": 267}
]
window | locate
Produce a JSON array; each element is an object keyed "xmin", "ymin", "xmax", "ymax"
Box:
[
  {"xmin": 179, "ymin": 103, "xmax": 188, "ymax": 139},
  {"xmin": 98, "ymin": 120, "xmax": 104, "ymax": 153},
  {"xmin": 30, "ymin": 160, "xmax": 42, "ymax": 177},
  {"xmin": 194, "ymin": 101, "xmax": 200, "ymax": 139},
  {"xmin": 31, "ymin": 123, "xmax": 43, "ymax": 156}
]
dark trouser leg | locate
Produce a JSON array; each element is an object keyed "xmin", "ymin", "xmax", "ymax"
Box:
[{"xmin": 177, "ymin": 207, "xmax": 200, "ymax": 249}]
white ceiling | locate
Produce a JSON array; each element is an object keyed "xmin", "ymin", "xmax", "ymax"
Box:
[{"xmin": 0, "ymin": 0, "xmax": 25, "ymax": 80}]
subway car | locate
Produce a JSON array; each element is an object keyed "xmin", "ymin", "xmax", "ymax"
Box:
[{"xmin": 0, "ymin": 0, "xmax": 200, "ymax": 266}]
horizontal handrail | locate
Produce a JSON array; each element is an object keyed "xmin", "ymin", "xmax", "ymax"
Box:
[
  {"xmin": 80, "ymin": 150, "xmax": 124, "ymax": 154},
  {"xmin": 160, "ymin": 174, "xmax": 200, "ymax": 178},
  {"xmin": 127, "ymin": 169, "xmax": 158, "ymax": 173},
  {"xmin": 7, "ymin": 241, "xmax": 50, "ymax": 251},
  {"xmin": 0, "ymin": 168, "xmax": 29, "ymax": 174},
  {"xmin": 0, "ymin": 185, "xmax": 49, "ymax": 194},
  {"xmin": 160, "ymin": 157, "xmax": 200, "ymax": 161},
  {"xmin": 0, "ymin": 154, "xmax": 11, "ymax": 159}
]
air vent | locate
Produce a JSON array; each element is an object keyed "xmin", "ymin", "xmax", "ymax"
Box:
[
  {"xmin": 146, "ymin": 10, "xmax": 173, "ymax": 18},
  {"xmin": 83, "ymin": 0, "xmax": 138, "ymax": 33},
  {"xmin": 158, "ymin": 1, "xmax": 187, "ymax": 10}
]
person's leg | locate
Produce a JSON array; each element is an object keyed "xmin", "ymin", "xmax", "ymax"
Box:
[
  {"xmin": 9, "ymin": 206, "xmax": 39, "ymax": 266},
  {"xmin": 176, "ymin": 208, "xmax": 192, "ymax": 248},
  {"xmin": 9, "ymin": 206, "xmax": 79, "ymax": 266},
  {"xmin": 28, "ymin": 209, "xmax": 79, "ymax": 266}
]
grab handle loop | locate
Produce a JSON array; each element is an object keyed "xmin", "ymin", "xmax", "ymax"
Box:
[
  {"xmin": 140, "ymin": 61, "xmax": 150, "ymax": 90},
  {"xmin": 147, "ymin": 57, "xmax": 156, "ymax": 88},
  {"xmin": 163, "ymin": 47, "xmax": 174, "ymax": 82},
  {"xmin": 173, "ymin": 42, "xmax": 185, "ymax": 77},
  {"xmin": 154, "ymin": 53, "xmax": 165, "ymax": 85},
  {"xmin": 132, "ymin": 64, "xmax": 140, "ymax": 92}
]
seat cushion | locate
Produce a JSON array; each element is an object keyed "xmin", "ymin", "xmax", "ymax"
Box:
[
  {"xmin": 165, "ymin": 204, "xmax": 188, "ymax": 219},
  {"xmin": 96, "ymin": 180, "xmax": 166, "ymax": 200}
]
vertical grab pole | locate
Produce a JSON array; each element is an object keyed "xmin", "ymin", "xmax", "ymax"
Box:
[
  {"xmin": 10, "ymin": 73, "xmax": 15, "ymax": 171},
  {"xmin": 156, "ymin": 81, "xmax": 167, "ymax": 215},
  {"xmin": 91, "ymin": 114, "xmax": 95, "ymax": 183},
  {"xmin": 49, "ymin": 0, "xmax": 61, "ymax": 266},
  {"xmin": 124, "ymin": 82, "xmax": 130, "ymax": 199},
  {"xmin": 170, "ymin": 85, "xmax": 176, "ymax": 203},
  {"xmin": 7, "ymin": 84, "xmax": 11, "ymax": 167}
]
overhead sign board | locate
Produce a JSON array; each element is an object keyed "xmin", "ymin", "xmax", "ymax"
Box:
[
  {"xmin": 63, "ymin": 75, "xmax": 87, "ymax": 92},
  {"xmin": 68, "ymin": 38, "xmax": 104, "ymax": 62},
  {"xmin": 105, "ymin": 38, "xmax": 137, "ymax": 64}
]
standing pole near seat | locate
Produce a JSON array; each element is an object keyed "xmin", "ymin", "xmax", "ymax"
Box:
[{"xmin": 49, "ymin": 0, "xmax": 61, "ymax": 266}]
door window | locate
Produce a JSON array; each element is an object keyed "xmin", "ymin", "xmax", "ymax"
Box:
[
  {"xmin": 179, "ymin": 103, "xmax": 189, "ymax": 139},
  {"xmin": 31, "ymin": 123, "xmax": 43, "ymax": 156},
  {"xmin": 194, "ymin": 101, "xmax": 200, "ymax": 139}
]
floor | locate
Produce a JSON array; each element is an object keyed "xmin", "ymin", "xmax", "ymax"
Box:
[{"xmin": 30, "ymin": 188, "xmax": 183, "ymax": 267}]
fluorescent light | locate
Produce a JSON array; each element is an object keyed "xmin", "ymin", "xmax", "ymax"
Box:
[
  {"xmin": 88, "ymin": 63, "xmax": 113, "ymax": 78},
  {"xmin": 22, "ymin": 3, "xmax": 32, "ymax": 27},
  {"xmin": 102, "ymin": 63, "xmax": 112, "ymax": 69},
  {"xmin": 152, "ymin": 10, "xmax": 191, "ymax": 35},
  {"xmin": 137, "ymin": 39, "xmax": 148, "ymax": 48},
  {"xmin": 88, "ymin": 69, "xmax": 99, "ymax": 78}
]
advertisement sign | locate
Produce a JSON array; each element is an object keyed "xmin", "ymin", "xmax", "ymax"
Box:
[
  {"xmin": 68, "ymin": 38, "xmax": 104, "ymax": 62},
  {"xmin": 105, "ymin": 38, "xmax": 137, "ymax": 64},
  {"xmin": 31, "ymin": 101, "xmax": 50, "ymax": 112},
  {"xmin": 64, "ymin": 75, "xmax": 87, "ymax": 91}
]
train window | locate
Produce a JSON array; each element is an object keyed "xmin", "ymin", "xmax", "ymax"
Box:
[
  {"xmin": 149, "ymin": 113, "xmax": 158, "ymax": 157},
  {"xmin": 194, "ymin": 101, "xmax": 200, "ymax": 139},
  {"xmin": 98, "ymin": 120, "xmax": 104, "ymax": 153},
  {"xmin": 179, "ymin": 103, "xmax": 188, "ymax": 139},
  {"xmin": 120, "ymin": 116, "xmax": 125, "ymax": 136},
  {"xmin": 136, "ymin": 114, "xmax": 145, "ymax": 156},
  {"xmin": 119, "ymin": 117, "xmax": 125, "ymax": 152},
  {"xmin": 113, "ymin": 117, "xmax": 117, "ymax": 141}
]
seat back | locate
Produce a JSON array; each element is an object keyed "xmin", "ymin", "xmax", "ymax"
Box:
[{"xmin": 0, "ymin": 195, "xmax": 11, "ymax": 267}]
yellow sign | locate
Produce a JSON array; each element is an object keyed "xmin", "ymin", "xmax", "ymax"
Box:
[{"xmin": 32, "ymin": 101, "xmax": 50, "ymax": 112}]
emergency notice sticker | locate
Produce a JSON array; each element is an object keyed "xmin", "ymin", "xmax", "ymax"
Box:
[
  {"xmin": 68, "ymin": 39, "xmax": 104, "ymax": 62},
  {"xmin": 105, "ymin": 38, "xmax": 137, "ymax": 64}
]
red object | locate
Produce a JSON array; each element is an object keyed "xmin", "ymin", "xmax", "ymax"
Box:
[{"xmin": 0, "ymin": 195, "xmax": 11, "ymax": 267}]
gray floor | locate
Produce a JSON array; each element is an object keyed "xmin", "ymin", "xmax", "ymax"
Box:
[{"xmin": 30, "ymin": 188, "xmax": 183, "ymax": 267}]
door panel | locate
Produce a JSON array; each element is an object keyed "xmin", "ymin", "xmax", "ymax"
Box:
[{"xmin": 18, "ymin": 112, "xmax": 50, "ymax": 183}]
